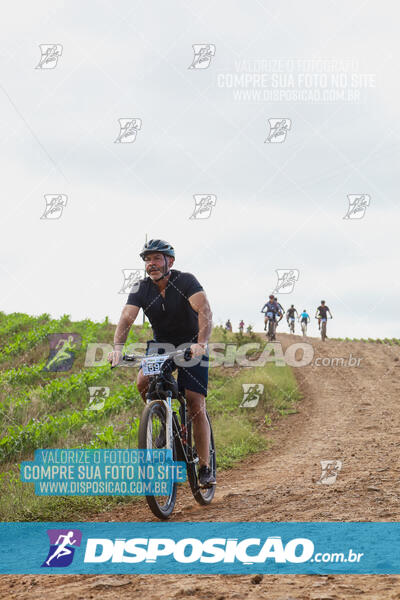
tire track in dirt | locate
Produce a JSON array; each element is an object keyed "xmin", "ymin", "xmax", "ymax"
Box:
[{"xmin": 2, "ymin": 334, "xmax": 400, "ymax": 599}]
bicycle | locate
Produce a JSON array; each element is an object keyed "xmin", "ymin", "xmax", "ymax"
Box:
[
  {"xmin": 111, "ymin": 348, "xmax": 216, "ymax": 519},
  {"xmin": 300, "ymin": 320, "xmax": 308, "ymax": 337},
  {"xmin": 262, "ymin": 311, "xmax": 278, "ymax": 341},
  {"xmin": 288, "ymin": 317, "xmax": 295, "ymax": 334},
  {"xmin": 316, "ymin": 317, "xmax": 331, "ymax": 341}
]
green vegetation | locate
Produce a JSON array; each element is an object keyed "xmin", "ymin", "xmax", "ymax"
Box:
[
  {"xmin": 332, "ymin": 337, "xmax": 400, "ymax": 345},
  {"xmin": 0, "ymin": 311, "xmax": 301, "ymax": 521},
  {"xmin": 208, "ymin": 362, "xmax": 299, "ymax": 469}
]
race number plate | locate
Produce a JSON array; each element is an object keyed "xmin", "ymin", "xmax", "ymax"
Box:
[{"xmin": 141, "ymin": 355, "xmax": 168, "ymax": 376}]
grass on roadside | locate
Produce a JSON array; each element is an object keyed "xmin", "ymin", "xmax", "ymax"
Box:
[
  {"xmin": 0, "ymin": 313, "xmax": 301, "ymax": 521},
  {"xmin": 209, "ymin": 361, "xmax": 300, "ymax": 469}
]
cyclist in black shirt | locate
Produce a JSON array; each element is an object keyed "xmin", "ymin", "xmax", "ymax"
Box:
[
  {"xmin": 286, "ymin": 305, "xmax": 298, "ymax": 330},
  {"xmin": 107, "ymin": 239, "xmax": 215, "ymax": 487},
  {"xmin": 315, "ymin": 300, "xmax": 333, "ymax": 330}
]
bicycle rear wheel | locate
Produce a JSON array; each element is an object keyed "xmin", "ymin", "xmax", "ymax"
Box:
[
  {"xmin": 138, "ymin": 400, "xmax": 177, "ymax": 519},
  {"xmin": 187, "ymin": 411, "xmax": 216, "ymax": 505},
  {"xmin": 321, "ymin": 321, "xmax": 327, "ymax": 341}
]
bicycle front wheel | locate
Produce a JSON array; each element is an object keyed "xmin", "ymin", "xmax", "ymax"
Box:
[
  {"xmin": 138, "ymin": 400, "xmax": 177, "ymax": 520},
  {"xmin": 267, "ymin": 320, "xmax": 275, "ymax": 341}
]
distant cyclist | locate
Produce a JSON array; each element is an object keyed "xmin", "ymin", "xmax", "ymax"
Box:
[
  {"xmin": 286, "ymin": 305, "xmax": 298, "ymax": 328},
  {"xmin": 225, "ymin": 319, "xmax": 232, "ymax": 332},
  {"xmin": 315, "ymin": 301, "xmax": 333, "ymax": 330},
  {"xmin": 299, "ymin": 310, "xmax": 310, "ymax": 324},
  {"xmin": 238, "ymin": 320, "xmax": 244, "ymax": 334},
  {"xmin": 261, "ymin": 294, "xmax": 283, "ymax": 330},
  {"xmin": 299, "ymin": 309, "xmax": 310, "ymax": 336}
]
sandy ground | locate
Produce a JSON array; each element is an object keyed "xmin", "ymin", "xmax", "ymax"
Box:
[{"xmin": 2, "ymin": 332, "xmax": 400, "ymax": 599}]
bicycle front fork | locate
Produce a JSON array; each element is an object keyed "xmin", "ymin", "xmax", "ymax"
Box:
[{"xmin": 164, "ymin": 392, "xmax": 173, "ymax": 450}]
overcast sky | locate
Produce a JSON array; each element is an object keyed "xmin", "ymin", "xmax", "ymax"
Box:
[{"xmin": 0, "ymin": 0, "xmax": 398, "ymax": 339}]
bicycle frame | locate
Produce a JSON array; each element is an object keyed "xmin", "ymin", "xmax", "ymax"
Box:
[
  {"xmin": 143, "ymin": 357, "xmax": 212, "ymax": 484},
  {"xmin": 146, "ymin": 388, "xmax": 192, "ymax": 465},
  {"xmin": 113, "ymin": 347, "xmax": 193, "ymax": 456}
]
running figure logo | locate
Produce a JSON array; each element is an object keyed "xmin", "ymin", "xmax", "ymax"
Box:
[
  {"xmin": 265, "ymin": 119, "xmax": 291, "ymax": 143},
  {"xmin": 119, "ymin": 269, "xmax": 145, "ymax": 294},
  {"xmin": 317, "ymin": 460, "xmax": 342, "ymax": 485},
  {"xmin": 240, "ymin": 384, "xmax": 264, "ymax": 408},
  {"xmin": 343, "ymin": 194, "xmax": 370, "ymax": 219},
  {"xmin": 40, "ymin": 194, "xmax": 67, "ymax": 220},
  {"xmin": 42, "ymin": 529, "xmax": 82, "ymax": 567},
  {"xmin": 189, "ymin": 195, "xmax": 217, "ymax": 220},
  {"xmin": 114, "ymin": 118, "xmax": 142, "ymax": 143},
  {"xmin": 43, "ymin": 333, "xmax": 81, "ymax": 372},
  {"xmin": 88, "ymin": 386, "xmax": 109, "ymax": 411},
  {"xmin": 35, "ymin": 44, "xmax": 63, "ymax": 69},
  {"xmin": 272, "ymin": 269, "xmax": 299, "ymax": 294},
  {"xmin": 188, "ymin": 44, "xmax": 216, "ymax": 69}
]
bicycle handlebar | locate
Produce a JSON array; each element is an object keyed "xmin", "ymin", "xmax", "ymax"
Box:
[{"xmin": 110, "ymin": 347, "xmax": 192, "ymax": 369}]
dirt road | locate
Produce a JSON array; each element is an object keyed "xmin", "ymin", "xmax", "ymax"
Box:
[{"xmin": 2, "ymin": 334, "xmax": 400, "ymax": 599}]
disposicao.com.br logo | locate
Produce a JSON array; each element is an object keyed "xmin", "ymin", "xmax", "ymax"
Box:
[
  {"xmin": 83, "ymin": 536, "xmax": 361, "ymax": 565},
  {"xmin": 0, "ymin": 522, "xmax": 389, "ymax": 574}
]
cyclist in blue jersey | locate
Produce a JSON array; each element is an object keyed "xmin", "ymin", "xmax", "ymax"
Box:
[
  {"xmin": 261, "ymin": 294, "xmax": 282, "ymax": 336},
  {"xmin": 299, "ymin": 310, "xmax": 310, "ymax": 324},
  {"xmin": 299, "ymin": 309, "xmax": 310, "ymax": 336}
]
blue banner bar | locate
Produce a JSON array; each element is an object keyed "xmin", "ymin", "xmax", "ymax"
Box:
[{"xmin": 0, "ymin": 522, "xmax": 399, "ymax": 574}]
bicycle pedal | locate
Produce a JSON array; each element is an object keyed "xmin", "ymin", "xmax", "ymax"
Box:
[{"xmin": 198, "ymin": 481, "xmax": 216, "ymax": 490}]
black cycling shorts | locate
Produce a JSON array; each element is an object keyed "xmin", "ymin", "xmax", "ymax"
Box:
[
  {"xmin": 145, "ymin": 341, "xmax": 209, "ymax": 397},
  {"xmin": 177, "ymin": 354, "xmax": 209, "ymax": 397}
]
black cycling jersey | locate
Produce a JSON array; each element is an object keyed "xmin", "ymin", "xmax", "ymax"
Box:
[
  {"xmin": 126, "ymin": 269, "xmax": 203, "ymax": 346},
  {"xmin": 287, "ymin": 308, "xmax": 296, "ymax": 318},
  {"xmin": 317, "ymin": 305, "xmax": 330, "ymax": 318}
]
